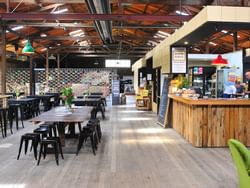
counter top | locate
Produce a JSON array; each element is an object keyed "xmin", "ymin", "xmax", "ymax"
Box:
[{"xmin": 168, "ymin": 94, "xmax": 250, "ymax": 106}]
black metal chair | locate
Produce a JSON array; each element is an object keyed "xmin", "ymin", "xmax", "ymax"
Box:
[
  {"xmin": 8, "ymin": 104, "xmax": 25, "ymax": 131},
  {"xmin": 76, "ymin": 125, "xmax": 98, "ymax": 156}
]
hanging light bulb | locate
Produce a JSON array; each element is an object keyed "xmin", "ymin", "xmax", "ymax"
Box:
[{"xmin": 22, "ymin": 40, "xmax": 34, "ymax": 54}]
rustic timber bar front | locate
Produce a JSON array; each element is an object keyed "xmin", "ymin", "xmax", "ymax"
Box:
[{"xmin": 168, "ymin": 94, "xmax": 250, "ymax": 147}]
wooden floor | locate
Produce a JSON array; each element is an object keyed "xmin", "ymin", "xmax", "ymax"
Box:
[{"xmin": 0, "ymin": 96, "xmax": 237, "ymax": 188}]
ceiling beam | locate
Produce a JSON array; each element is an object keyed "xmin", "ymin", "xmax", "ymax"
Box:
[
  {"xmin": 0, "ymin": 13, "xmax": 192, "ymax": 22},
  {"xmin": 73, "ymin": 54, "xmax": 144, "ymax": 57},
  {"xmin": 7, "ymin": 22, "xmax": 179, "ymax": 29},
  {"xmin": 120, "ymin": 0, "xmax": 213, "ymax": 5}
]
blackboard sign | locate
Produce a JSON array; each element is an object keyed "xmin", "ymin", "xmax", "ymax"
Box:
[{"xmin": 158, "ymin": 77, "xmax": 170, "ymax": 127}]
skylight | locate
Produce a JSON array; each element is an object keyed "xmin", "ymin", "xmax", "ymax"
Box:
[
  {"xmin": 176, "ymin": 10, "xmax": 189, "ymax": 16},
  {"xmin": 12, "ymin": 26, "xmax": 24, "ymax": 31},
  {"xmin": 53, "ymin": 8, "xmax": 68, "ymax": 14},
  {"xmin": 209, "ymin": 42, "xmax": 217, "ymax": 46}
]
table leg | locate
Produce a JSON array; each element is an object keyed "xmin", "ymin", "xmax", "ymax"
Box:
[{"xmin": 57, "ymin": 122, "xmax": 66, "ymax": 146}]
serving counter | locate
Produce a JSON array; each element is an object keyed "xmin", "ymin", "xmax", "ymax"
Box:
[{"xmin": 168, "ymin": 95, "xmax": 250, "ymax": 147}]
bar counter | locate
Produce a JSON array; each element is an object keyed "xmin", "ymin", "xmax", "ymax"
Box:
[{"xmin": 168, "ymin": 94, "xmax": 250, "ymax": 147}]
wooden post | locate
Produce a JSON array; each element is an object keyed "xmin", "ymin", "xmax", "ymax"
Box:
[
  {"xmin": 233, "ymin": 31, "xmax": 238, "ymax": 52},
  {"xmin": 46, "ymin": 50, "xmax": 49, "ymax": 85},
  {"xmin": 57, "ymin": 53, "xmax": 60, "ymax": 91},
  {"xmin": 6, "ymin": 0, "xmax": 10, "ymax": 13},
  {"xmin": 29, "ymin": 56, "xmax": 35, "ymax": 95},
  {"xmin": 1, "ymin": 26, "xmax": 6, "ymax": 94}
]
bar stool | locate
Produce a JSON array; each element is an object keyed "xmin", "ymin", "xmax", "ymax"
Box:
[
  {"xmin": 17, "ymin": 133, "xmax": 40, "ymax": 160},
  {"xmin": 37, "ymin": 137, "xmax": 64, "ymax": 166},
  {"xmin": 88, "ymin": 118, "xmax": 101, "ymax": 141}
]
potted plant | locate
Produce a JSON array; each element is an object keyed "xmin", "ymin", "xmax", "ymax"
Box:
[{"xmin": 61, "ymin": 87, "xmax": 74, "ymax": 109}]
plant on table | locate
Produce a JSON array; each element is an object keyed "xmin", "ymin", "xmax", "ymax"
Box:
[{"xmin": 61, "ymin": 87, "xmax": 74, "ymax": 108}]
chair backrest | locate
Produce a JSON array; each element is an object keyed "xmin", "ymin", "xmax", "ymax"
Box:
[{"xmin": 228, "ymin": 139, "xmax": 250, "ymax": 188}]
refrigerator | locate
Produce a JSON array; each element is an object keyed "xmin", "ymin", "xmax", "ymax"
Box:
[
  {"xmin": 216, "ymin": 68, "xmax": 237, "ymax": 98},
  {"xmin": 189, "ymin": 67, "xmax": 216, "ymax": 97}
]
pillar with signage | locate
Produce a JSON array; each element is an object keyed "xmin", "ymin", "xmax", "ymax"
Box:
[{"xmin": 112, "ymin": 80, "xmax": 120, "ymax": 105}]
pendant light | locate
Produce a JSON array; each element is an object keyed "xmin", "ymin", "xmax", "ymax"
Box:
[
  {"xmin": 212, "ymin": 54, "xmax": 228, "ymax": 65},
  {"xmin": 22, "ymin": 40, "xmax": 34, "ymax": 54}
]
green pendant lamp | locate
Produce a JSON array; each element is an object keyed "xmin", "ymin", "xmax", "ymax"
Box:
[{"xmin": 22, "ymin": 40, "xmax": 34, "ymax": 54}]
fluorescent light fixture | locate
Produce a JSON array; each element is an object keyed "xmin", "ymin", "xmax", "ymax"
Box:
[
  {"xmin": 176, "ymin": 10, "xmax": 189, "ymax": 16},
  {"xmin": 79, "ymin": 41, "xmax": 88, "ymax": 46},
  {"xmin": 209, "ymin": 42, "xmax": 217, "ymax": 46},
  {"xmin": 184, "ymin": 41, "xmax": 188, "ymax": 45},
  {"xmin": 12, "ymin": 26, "xmax": 24, "ymax": 31},
  {"xmin": 72, "ymin": 32, "xmax": 85, "ymax": 37},
  {"xmin": 6, "ymin": 30, "xmax": 9, "ymax": 33},
  {"xmin": 40, "ymin": 33, "xmax": 47, "ymax": 37},
  {"xmin": 221, "ymin": 30, "xmax": 228, "ymax": 33},
  {"xmin": 230, "ymin": 33, "xmax": 240, "ymax": 38},
  {"xmin": 194, "ymin": 47, "xmax": 200, "ymax": 51},
  {"xmin": 41, "ymin": 48, "xmax": 47, "ymax": 51},
  {"xmin": 157, "ymin": 31, "xmax": 170, "ymax": 37},
  {"xmin": 57, "ymin": 43, "xmax": 61, "ymax": 46},
  {"xmin": 69, "ymin": 29, "xmax": 82, "ymax": 36},
  {"xmin": 105, "ymin": 59, "xmax": 131, "ymax": 68},
  {"xmin": 53, "ymin": 8, "xmax": 68, "ymax": 14},
  {"xmin": 22, "ymin": 40, "xmax": 28, "ymax": 44}
]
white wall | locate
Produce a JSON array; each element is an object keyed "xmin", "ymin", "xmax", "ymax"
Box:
[{"xmin": 224, "ymin": 50, "xmax": 243, "ymax": 80}]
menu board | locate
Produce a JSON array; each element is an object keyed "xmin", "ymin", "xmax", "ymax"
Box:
[
  {"xmin": 171, "ymin": 47, "xmax": 187, "ymax": 74},
  {"xmin": 158, "ymin": 77, "xmax": 171, "ymax": 127}
]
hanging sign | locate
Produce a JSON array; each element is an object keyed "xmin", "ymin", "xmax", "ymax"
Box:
[{"xmin": 170, "ymin": 47, "xmax": 188, "ymax": 74}]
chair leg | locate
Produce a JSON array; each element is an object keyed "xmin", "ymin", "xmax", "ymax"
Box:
[
  {"xmin": 24, "ymin": 139, "xmax": 29, "ymax": 154},
  {"xmin": 37, "ymin": 143, "xmax": 43, "ymax": 166},
  {"xmin": 76, "ymin": 134, "xmax": 85, "ymax": 155},
  {"xmin": 15, "ymin": 108, "xmax": 19, "ymax": 130},
  {"xmin": 90, "ymin": 135, "xmax": 96, "ymax": 155},
  {"xmin": 43, "ymin": 143, "xmax": 47, "ymax": 159},
  {"xmin": 52, "ymin": 124, "xmax": 57, "ymax": 137},
  {"xmin": 32, "ymin": 140, "xmax": 38, "ymax": 160},
  {"xmin": 54, "ymin": 142, "xmax": 59, "ymax": 166},
  {"xmin": 20, "ymin": 107, "xmax": 24, "ymax": 128},
  {"xmin": 17, "ymin": 137, "xmax": 24, "ymax": 160}
]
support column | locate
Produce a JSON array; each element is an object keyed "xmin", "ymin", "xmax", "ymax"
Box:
[
  {"xmin": 233, "ymin": 31, "xmax": 238, "ymax": 52},
  {"xmin": 45, "ymin": 50, "xmax": 49, "ymax": 85},
  {"xmin": 205, "ymin": 44, "xmax": 210, "ymax": 54},
  {"xmin": 57, "ymin": 53, "xmax": 60, "ymax": 91},
  {"xmin": 29, "ymin": 56, "xmax": 35, "ymax": 95},
  {"xmin": 1, "ymin": 26, "xmax": 6, "ymax": 94}
]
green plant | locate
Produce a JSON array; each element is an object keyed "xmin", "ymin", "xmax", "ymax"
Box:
[{"xmin": 61, "ymin": 87, "xmax": 74, "ymax": 107}]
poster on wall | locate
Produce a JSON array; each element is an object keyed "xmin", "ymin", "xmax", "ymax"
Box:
[{"xmin": 170, "ymin": 46, "xmax": 188, "ymax": 74}]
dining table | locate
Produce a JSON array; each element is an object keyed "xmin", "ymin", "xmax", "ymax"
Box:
[{"xmin": 30, "ymin": 106, "xmax": 93, "ymax": 147}]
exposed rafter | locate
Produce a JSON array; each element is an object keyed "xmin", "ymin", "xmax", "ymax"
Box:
[{"xmin": 0, "ymin": 13, "xmax": 192, "ymax": 21}]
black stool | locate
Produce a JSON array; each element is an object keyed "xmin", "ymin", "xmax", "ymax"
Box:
[
  {"xmin": 8, "ymin": 104, "xmax": 25, "ymax": 131},
  {"xmin": 33, "ymin": 127, "xmax": 49, "ymax": 140},
  {"xmin": 17, "ymin": 133, "xmax": 40, "ymax": 160},
  {"xmin": 40, "ymin": 123, "xmax": 57, "ymax": 137},
  {"xmin": 76, "ymin": 127, "xmax": 97, "ymax": 156},
  {"xmin": 37, "ymin": 137, "xmax": 64, "ymax": 166}
]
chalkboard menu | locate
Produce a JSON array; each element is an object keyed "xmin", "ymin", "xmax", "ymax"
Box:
[{"xmin": 158, "ymin": 77, "xmax": 170, "ymax": 126}]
